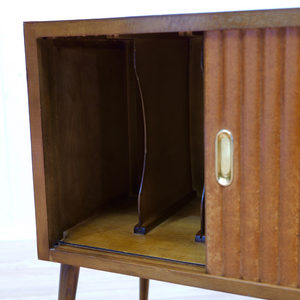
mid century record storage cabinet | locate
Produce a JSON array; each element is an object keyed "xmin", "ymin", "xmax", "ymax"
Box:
[{"xmin": 24, "ymin": 8, "xmax": 300, "ymax": 300}]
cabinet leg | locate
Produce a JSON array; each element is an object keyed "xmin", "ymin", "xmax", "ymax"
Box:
[
  {"xmin": 140, "ymin": 278, "xmax": 150, "ymax": 300},
  {"xmin": 58, "ymin": 264, "xmax": 80, "ymax": 300}
]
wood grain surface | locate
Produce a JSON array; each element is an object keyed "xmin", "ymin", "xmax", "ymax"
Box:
[
  {"xmin": 140, "ymin": 278, "xmax": 150, "ymax": 300},
  {"xmin": 58, "ymin": 264, "xmax": 80, "ymax": 300},
  {"xmin": 24, "ymin": 23, "xmax": 50, "ymax": 260},
  {"xmin": 27, "ymin": 8, "xmax": 300, "ymax": 38}
]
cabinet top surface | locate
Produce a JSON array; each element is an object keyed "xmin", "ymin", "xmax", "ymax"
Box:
[{"xmin": 24, "ymin": 8, "xmax": 300, "ymax": 38}]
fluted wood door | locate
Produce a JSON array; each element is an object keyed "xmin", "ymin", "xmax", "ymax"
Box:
[{"xmin": 204, "ymin": 27, "xmax": 300, "ymax": 288}]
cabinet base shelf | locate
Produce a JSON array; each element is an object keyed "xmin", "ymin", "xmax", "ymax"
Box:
[{"xmin": 61, "ymin": 197, "xmax": 205, "ymax": 266}]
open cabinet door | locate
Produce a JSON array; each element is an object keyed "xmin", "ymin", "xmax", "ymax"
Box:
[{"xmin": 204, "ymin": 28, "xmax": 300, "ymax": 288}]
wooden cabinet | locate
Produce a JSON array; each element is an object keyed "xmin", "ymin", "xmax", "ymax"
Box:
[{"xmin": 24, "ymin": 8, "xmax": 300, "ymax": 300}]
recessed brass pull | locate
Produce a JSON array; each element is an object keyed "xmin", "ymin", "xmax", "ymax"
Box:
[{"xmin": 215, "ymin": 129, "xmax": 233, "ymax": 186}]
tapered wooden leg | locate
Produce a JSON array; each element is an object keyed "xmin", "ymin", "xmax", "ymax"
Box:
[
  {"xmin": 139, "ymin": 278, "xmax": 149, "ymax": 300},
  {"xmin": 58, "ymin": 264, "xmax": 80, "ymax": 300}
]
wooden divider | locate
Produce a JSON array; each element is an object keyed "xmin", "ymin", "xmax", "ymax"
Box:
[{"xmin": 133, "ymin": 37, "xmax": 197, "ymax": 234}]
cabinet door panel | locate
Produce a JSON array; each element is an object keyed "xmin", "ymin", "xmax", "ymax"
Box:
[{"xmin": 204, "ymin": 28, "xmax": 300, "ymax": 287}]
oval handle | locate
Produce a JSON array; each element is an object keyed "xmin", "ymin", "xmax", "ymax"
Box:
[{"xmin": 215, "ymin": 129, "xmax": 233, "ymax": 186}]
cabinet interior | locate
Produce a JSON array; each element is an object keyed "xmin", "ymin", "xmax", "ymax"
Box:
[{"xmin": 37, "ymin": 32, "xmax": 204, "ymax": 265}]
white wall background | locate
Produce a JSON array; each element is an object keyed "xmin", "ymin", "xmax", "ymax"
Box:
[{"xmin": 0, "ymin": 0, "xmax": 299, "ymax": 241}]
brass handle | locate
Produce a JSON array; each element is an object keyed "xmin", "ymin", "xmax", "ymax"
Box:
[{"xmin": 215, "ymin": 129, "xmax": 233, "ymax": 186}]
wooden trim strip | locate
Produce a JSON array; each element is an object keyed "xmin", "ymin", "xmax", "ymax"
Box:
[
  {"xmin": 27, "ymin": 8, "xmax": 300, "ymax": 38},
  {"xmin": 50, "ymin": 245, "xmax": 300, "ymax": 300},
  {"xmin": 24, "ymin": 23, "xmax": 49, "ymax": 260}
]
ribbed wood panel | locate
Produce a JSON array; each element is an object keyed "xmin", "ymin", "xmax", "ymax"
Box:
[
  {"xmin": 204, "ymin": 27, "xmax": 300, "ymax": 288},
  {"xmin": 260, "ymin": 28, "xmax": 282, "ymax": 285},
  {"xmin": 240, "ymin": 29, "xmax": 261, "ymax": 282},
  {"xmin": 278, "ymin": 27, "xmax": 300, "ymax": 288},
  {"xmin": 204, "ymin": 30, "xmax": 223, "ymax": 276},
  {"xmin": 222, "ymin": 30, "xmax": 242, "ymax": 279}
]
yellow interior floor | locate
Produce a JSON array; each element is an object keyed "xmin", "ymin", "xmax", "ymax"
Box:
[{"xmin": 61, "ymin": 197, "xmax": 205, "ymax": 266}]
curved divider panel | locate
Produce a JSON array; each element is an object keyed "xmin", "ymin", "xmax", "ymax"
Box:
[
  {"xmin": 125, "ymin": 40, "xmax": 145, "ymax": 198},
  {"xmin": 133, "ymin": 37, "xmax": 197, "ymax": 235},
  {"xmin": 188, "ymin": 36, "xmax": 205, "ymax": 242}
]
